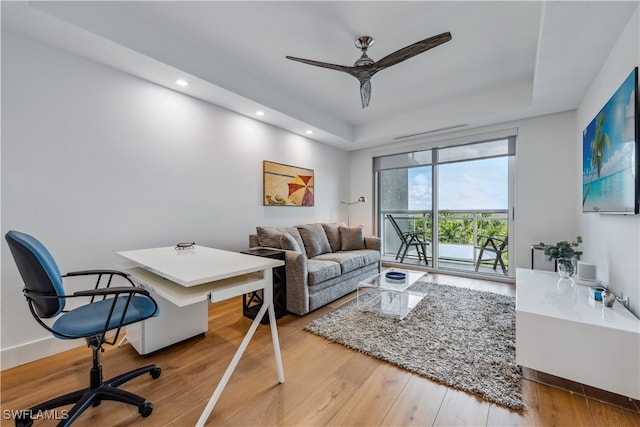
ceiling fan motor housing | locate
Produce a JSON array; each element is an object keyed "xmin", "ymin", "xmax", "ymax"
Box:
[
  {"xmin": 354, "ymin": 36, "xmax": 375, "ymax": 67},
  {"xmin": 355, "ymin": 36, "xmax": 374, "ymax": 50}
]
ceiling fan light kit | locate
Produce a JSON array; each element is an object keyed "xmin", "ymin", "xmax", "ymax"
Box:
[{"xmin": 286, "ymin": 32, "xmax": 452, "ymax": 108}]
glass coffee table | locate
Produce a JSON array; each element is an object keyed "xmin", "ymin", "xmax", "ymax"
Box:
[{"xmin": 357, "ymin": 268, "xmax": 426, "ymax": 320}]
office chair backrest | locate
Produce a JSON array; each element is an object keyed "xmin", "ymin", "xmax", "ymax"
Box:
[{"xmin": 5, "ymin": 230, "xmax": 66, "ymax": 318}]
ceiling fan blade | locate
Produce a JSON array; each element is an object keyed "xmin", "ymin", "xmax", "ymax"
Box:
[
  {"xmin": 371, "ymin": 32, "xmax": 452, "ymax": 72},
  {"xmin": 285, "ymin": 56, "xmax": 355, "ymax": 74},
  {"xmin": 360, "ymin": 79, "xmax": 372, "ymax": 108}
]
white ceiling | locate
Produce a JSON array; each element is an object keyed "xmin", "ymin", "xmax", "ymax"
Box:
[{"xmin": 3, "ymin": 1, "xmax": 638, "ymax": 151}]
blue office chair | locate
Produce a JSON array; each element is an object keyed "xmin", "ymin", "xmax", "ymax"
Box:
[{"xmin": 5, "ymin": 230, "xmax": 161, "ymax": 427}]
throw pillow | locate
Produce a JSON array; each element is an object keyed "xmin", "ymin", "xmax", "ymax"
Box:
[
  {"xmin": 280, "ymin": 233, "xmax": 301, "ymax": 253},
  {"xmin": 298, "ymin": 223, "xmax": 332, "ymax": 258},
  {"xmin": 256, "ymin": 226, "xmax": 282, "ymax": 248},
  {"xmin": 277, "ymin": 226, "xmax": 306, "ymax": 253},
  {"xmin": 322, "ymin": 222, "xmax": 346, "ymax": 253},
  {"xmin": 339, "ymin": 226, "xmax": 366, "ymax": 251}
]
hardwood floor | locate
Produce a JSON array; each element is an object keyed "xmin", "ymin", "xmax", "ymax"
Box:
[{"xmin": 2, "ymin": 272, "xmax": 639, "ymax": 426}]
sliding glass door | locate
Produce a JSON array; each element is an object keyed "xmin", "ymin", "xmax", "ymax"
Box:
[
  {"xmin": 436, "ymin": 156, "xmax": 509, "ymax": 274},
  {"xmin": 379, "ymin": 166, "xmax": 433, "ymax": 266},
  {"xmin": 376, "ymin": 135, "xmax": 515, "ymax": 278}
]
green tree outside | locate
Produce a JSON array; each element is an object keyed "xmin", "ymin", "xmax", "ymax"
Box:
[{"xmin": 405, "ymin": 211, "xmax": 508, "ymax": 265}]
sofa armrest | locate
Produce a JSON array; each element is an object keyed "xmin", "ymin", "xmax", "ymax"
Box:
[
  {"xmin": 283, "ymin": 250, "xmax": 310, "ymax": 316},
  {"xmin": 364, "ymin": 235, "xmax": 381, "ymax": 251}
]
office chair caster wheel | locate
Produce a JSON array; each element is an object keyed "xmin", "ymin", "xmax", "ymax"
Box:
[
  {"xmin": 139, "ymin": 402, "xmax": 154, "ymax": 417},
  {"xmin": 15, "ymin": 415, "xmax": 33, "ymax": 427},
  {"xmin": 150, "ymin": 367, "xmax": 162, "ymax": 379},
  {"xmin": 15, "ymin": 418, "xmax": 33, "ymax": 427}
]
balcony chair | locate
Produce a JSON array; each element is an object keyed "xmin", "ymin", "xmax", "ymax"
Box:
[
  {"xmin": 4, "ymin": 230, "xmax": 161, "ymax": 427},
  {"xmin": 475, "ymin": 234, "xmax": 508, "ymax": 275},
  {"xmin": 387, "ymin": 214, "xmax": 429, "ymax": 265}
]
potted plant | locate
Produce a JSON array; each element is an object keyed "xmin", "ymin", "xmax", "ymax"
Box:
[{"xmin": 539, "ymin": 236, "xmax": 583, "ymax": 278}]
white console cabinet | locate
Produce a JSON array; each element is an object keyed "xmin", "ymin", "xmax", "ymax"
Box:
[{"xmin": 516, "ymin": 268, "xmax": 640, "ymax": 399}]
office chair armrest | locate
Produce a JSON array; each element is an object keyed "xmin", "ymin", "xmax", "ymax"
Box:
[
  {"xmin": 74, "ymin": 287, "xmax": 150, "ymax": 298},
  {"xmin": 64, "ymin": 269, "xmax": 132, "ymax": 279},
  {"xmin": 24, "ymin": 289, "xmax": 76, "ymax": 300},
  {"xmin": 64, "ymin": 270, "xmax": 136, "ymax": 292}
]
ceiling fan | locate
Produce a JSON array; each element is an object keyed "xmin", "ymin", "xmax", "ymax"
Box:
[{"xmin": 286, "ymin": 32, "xmax": 452, "ymax": 108}]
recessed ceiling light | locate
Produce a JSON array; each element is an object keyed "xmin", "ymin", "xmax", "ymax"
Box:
[
  {"xmin": 175, "ymin": 79, "xmax": 189, "ymax": 87},
  {"xmin": 256, "ymin": 111, "xmax": 265, "ymax": 116},
  {"xmin": 305, "ymin": 130, "xmax": 313, "ymax": 135}
]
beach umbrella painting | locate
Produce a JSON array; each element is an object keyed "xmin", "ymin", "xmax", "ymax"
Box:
[
  {"xmin": 263, "ymin": 161, "xmax": 315, "ymax": 206},
  {"xmin": 287, "ymin": 175, "xmax": 314, "ymax": 206}
]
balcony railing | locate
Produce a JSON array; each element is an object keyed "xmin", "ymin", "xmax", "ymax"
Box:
[{"xmin": 380, "ymin": 209, "xmax": 509, "ymax": 275}]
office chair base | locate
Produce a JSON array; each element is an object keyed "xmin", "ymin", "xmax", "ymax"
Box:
[{"xmin": 15, "ymin": 365, "xmax": 161, "ymax": 427}]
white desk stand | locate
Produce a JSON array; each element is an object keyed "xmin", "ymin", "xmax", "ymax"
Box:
[{"xmin": 117, "ymin": 246, "xmax": 285, "ymax": 425}]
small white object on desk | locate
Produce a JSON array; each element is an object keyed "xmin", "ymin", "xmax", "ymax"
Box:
[{"xmin": 576, "ymin": 261, "xmax": 597, "ymax": 282}]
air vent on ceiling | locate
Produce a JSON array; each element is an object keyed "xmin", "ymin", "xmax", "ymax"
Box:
[{"xmin": 394, "ymin": 124, "xmax": 468, "ymax": 140}]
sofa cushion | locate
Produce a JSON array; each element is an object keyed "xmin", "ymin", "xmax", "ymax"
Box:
[
  {"xmin": 256, "ymin": 226, "xmax": 305, "ymax": 252},
  {"xmin": 313, "ymin": 251, "xmax": 365, "ymax": 274},
  {"xmin": 280, "ymin": 227, "xmax": 306, "ymax": 252},
  {"xmin": 298, "ymin": 223, "xmax": 332, "ymax": 258},
  {"xmin": 280, "ymin": 233, "xmax": 301, "ymax": 253},
  {"xmin": 348, "ymin": 249, "xmax": 381, "ymax": 267},
  {"xmin": 321, "ymin": 222, "xmax": 346, "ymax": 253},
  {"xmin": 256, "ymin": 226, "xmax": 283, "ymax": 248},
  {"xmin": 307, "ymin": 259, "xmax": 341, "ymax": 285},
  {"xmin": 339, "ymin": 226, "xmax": 366, "ymax": 250}
]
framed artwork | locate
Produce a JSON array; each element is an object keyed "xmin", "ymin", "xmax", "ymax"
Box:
[
  {"xmin": 582, "ymin": 67, "xmax": 638, "ymax": 214},
  {"xmin": 263, "ymin": 161, "xmax": 314, "ymax": 206}
]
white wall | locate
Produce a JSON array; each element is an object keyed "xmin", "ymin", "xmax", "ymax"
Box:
[
  {"xmin": 577, "ymin": 7, "xmax": 639, "ymax": 316},
  {"xmin": 349, "ymin": 110, "xmax": 579, "ymax": 277},
  {"xmin": 1, "ymin": 33, "xmax": 350, "ymax": 368}
]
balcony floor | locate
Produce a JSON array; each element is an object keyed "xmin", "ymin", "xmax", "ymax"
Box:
[{"xmin": 381, "ymin": 254, "xmax": 510, "ymax": 278}]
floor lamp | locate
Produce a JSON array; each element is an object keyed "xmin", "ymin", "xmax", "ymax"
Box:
[{"xmin": 341, "ymin": 196, "xmax": 367, "ymax": 226}]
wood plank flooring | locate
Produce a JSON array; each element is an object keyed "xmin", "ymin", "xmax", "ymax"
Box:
[{"xmin": 2, "ymin": 273, "xmax": 639, "ymax": 426}]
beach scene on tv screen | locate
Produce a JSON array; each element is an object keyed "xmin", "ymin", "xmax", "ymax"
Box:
[{"xmin": 582, "ymin": 69, "xmax": 637, "ymax": 213}]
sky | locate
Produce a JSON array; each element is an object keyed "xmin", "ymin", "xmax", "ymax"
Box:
[{"xmin": 408, "ymin": 157, "xmax": 508, "ymax": 211}]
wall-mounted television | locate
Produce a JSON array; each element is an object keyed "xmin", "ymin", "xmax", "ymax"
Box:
[{"xmin": 582, "ymin": 67, "xmax": 639, "ymax": 214}]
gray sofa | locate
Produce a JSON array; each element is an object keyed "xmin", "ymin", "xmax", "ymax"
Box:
[{"xmin": 250, "ymin": 223, "xmax": 381, "ymax": 315}]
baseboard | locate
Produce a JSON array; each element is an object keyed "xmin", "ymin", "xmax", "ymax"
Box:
[
  {"xmin": 522, "ymin": 367, "xmax": 640, "ymax": 413},
  {"xmin": 1, "ymin": 336, "xmax": 83, "ymax": 371}
]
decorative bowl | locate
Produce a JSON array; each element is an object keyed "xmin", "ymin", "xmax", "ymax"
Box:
[{"xmin": 385, "ymin": 271, "xmax": 406, "ymax": 281}]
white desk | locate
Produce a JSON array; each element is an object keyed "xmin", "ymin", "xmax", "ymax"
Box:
[
  {"xmin": 117, "ymin": 245, "xmax": 285, "ymax": 426},
  {"xmin": 516, "ymin": 268, "xmax": 640, "ymax": 399}
]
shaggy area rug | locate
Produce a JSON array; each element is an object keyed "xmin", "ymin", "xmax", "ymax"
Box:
[{"xmin": 305, "ymin": 281, "xmax": 523, "ymax": 409}]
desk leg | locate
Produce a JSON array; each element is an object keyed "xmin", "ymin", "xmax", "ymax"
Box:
[
  {"xmin": 267, "ymin": 280, "xmax": 286, "ymax": 384},
  {"xmin": 197, "ymin": 270, "xmax": 284, "ymax": 426}
]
